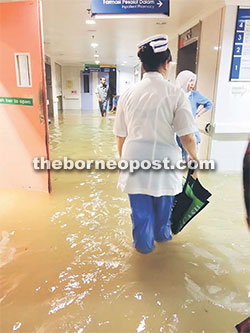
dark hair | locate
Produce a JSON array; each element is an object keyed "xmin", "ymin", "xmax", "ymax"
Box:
[{"xmin": 137, "ymin": 44, "xmax": 172, "ymax": 72}]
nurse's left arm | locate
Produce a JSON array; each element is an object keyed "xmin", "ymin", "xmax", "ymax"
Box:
[{"xmin": 113, "ymin": 95, "xmax": 127, "ymax": 158}]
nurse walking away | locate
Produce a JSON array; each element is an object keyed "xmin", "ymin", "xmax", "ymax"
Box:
[
  {"xmin": 96, "ymin": 77, "xmax": 110, "ymax": 117},
  {"xmin": 176, "ymin": 70, "xmax": 213, "ymax": 162},
  {"xmin": 114, "ymin": 35, "xmax": 198, "ymax": 254}
]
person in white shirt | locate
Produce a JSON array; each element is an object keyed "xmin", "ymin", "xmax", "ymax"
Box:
[
  {"xmin": 113, "ymin": 34, "xmax": 198, "ymax": 254},
  {"xmin": 96, "ymin": 77, "xmax": 110, "ymax": 117}
]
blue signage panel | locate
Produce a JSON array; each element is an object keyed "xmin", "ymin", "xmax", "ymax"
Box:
[
  {"xmin": 230, "ymin": 7, "xmax": 250, "ymax": 81},
  {"xmin": 231, "ymin": 57, "xmax": 241, "ymax": 80},
  {"xmin": 233, "ymin": 44, "xmax": 243, "ymax": 56},
  {"xmin": 235, "ymin": 32, "xmax": 244, "ymax": 43},
  {"xmin": 91, "ymin": 0, "xmax": 169, "ymax": 16}
]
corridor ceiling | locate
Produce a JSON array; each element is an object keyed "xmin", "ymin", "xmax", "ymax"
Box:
[{"xmin": 42, "ymin": 0, "xmax": 229, "ymax": 67}]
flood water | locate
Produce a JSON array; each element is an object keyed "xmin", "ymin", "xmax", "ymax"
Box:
[{"xmin": 0, "ymin": 110, "xmax": 249, "ymax": 332}]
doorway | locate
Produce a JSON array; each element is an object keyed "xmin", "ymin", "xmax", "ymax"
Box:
[
  {"xmin": 177, "ymin": 41, "xmax": 198, "ymax": 75},
  {"xmin": 55, "ymin": 63, "xmax": 63, "ymax": 111},
  {"xmin": 81, "ymin": 71, "xmax": 93, "ymax": 111},
  {"xmin": 98, "ymin": 68, "xmax": 116, "ymax": 111},
  {"xmin": 45, "ymin": 63, "xmax": 53, "ymax": 118},
  {"xmin": 176, "ymin": 23, "xmax": 201, "ymax": 76},
  {"xmin": 81, "ymin": 67, "xmax": 117, "ymax": 112}
]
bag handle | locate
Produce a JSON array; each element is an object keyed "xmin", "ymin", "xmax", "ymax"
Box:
[{"xmin": 183, "ymin": 162, "xmax": 196, "ymax": 191}]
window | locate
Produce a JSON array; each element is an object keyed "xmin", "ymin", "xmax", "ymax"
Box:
[{"xmin": 15, "ymin": 53, "xmax": 32, "ymax": 87}]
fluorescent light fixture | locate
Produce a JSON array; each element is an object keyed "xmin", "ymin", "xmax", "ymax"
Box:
[
  {"xmin": 94, "ymin": 54, "xmax": 99, "ymax": 58},
  {"xmin": 94, "ymin": 14, "xmax": 168, "ymax": 19},
  {"xmin": 95, "ymin": 60, "xmax": 100, "ymax": 65},
  {"xmin": 86, "ymin": 19, "xmax": 96, "ymax": 25},
  {"xmin": 91, "ymin": 42, "xmax": 98, "ymax": 48}
]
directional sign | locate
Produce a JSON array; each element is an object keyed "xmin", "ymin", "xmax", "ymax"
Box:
[
  {"xmin": 85, "ymin": 64, "xmax": 100, "ymax": 68},
  {"xmin": 91, "ymin": 0, "xmax": 169, "ymax": 16},
  {"xmin": 230, "ymin": 7, "xmax": 250, "ymax": 81}
]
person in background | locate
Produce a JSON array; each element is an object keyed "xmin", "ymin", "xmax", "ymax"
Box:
[
  {"xmin": 114, "ymin": 35, "xmax": 198, "ymax": 254},
  {"xmin": 110, "ymin": 95, "xmax": 120, "ymax": 114},
  {"xmin": 96, "ymin": 77, "xmax": 110, "ymax": 117},
  {"xmin": 243, "ymin": 140, "xmax": 250, "ymax": 229},
  {"xmin": 176, "ymin": 70, "xmax": 213, "ymax": 161}
]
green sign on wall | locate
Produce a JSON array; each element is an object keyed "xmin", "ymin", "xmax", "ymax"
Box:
[
  {"xmin": 0, "ymin": 97, "xmax": 33, "ymax": 106},
  {"xmin": 85, "ymin": 64, "xmax": 100, "ymax": 68}
]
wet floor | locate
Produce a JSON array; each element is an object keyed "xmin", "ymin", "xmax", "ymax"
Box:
[{"xmin": 0, "ymin": 110, "xmax": 249, "ymax": 332}]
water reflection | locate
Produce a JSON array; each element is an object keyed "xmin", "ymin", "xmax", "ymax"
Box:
[{"xmin": 0, "ymin": 110, "xmax": 249, "ymax": 332}]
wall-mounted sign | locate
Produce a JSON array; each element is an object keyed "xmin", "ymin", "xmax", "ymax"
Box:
[
  {"xmin": 66, "ymin": 80, "xmax": 73, "ymax": 89},
  {"xmin": 85, "ymin": 64, "xmax": 100, "ymax": 72},
  {"xmin": 85, "ymin": 64, "xmax": 100, "ymax": 68},
  {"xmin": 84, "ymin": 68, "xmax": 100, "ymax": 73},
  {"xmin": 178, "ymin": 23, "xmax": 201, "ymax": 49},
  {"xmin": 230, "ymin": 7, "xmax": 250, "ymax": 81},
  {"xmin": 15, "ymin": 53, "xmax": 32, "ymax": 88},
  {"xmin": 84, "ymin": 66, "xmax": 117, "ymax": 73},
  {"xmin": 102, "ymin": 65, "xmax": 116, "ymax": 68},
  {"xmin": 0, "ymin": 97, "xmax": 33, "ymax": 106},
  {"xmin": 91, "ymin": 0, "xmax": 169, "ymax": 16}
]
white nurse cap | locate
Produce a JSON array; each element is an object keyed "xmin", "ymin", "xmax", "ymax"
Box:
[{"xmin": 137, "ymin": 34, "xmax": 168, "ymax": 54}]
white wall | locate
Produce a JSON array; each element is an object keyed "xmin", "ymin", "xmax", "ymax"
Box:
[
  {"xmin": 117, "ymin": 66, "xmax": 135, "ymax": 95},
  {"xmin": 55, "ymin": 63, "xmax": 62, "ymax": 98},
  {"xmin": 168, "ymin": 37, "xmax": 178, "ymax": 83},
  {"xmin": 62, "ymin": 66, "xmax": 82, "ymax": 110},
  {"xmin": 168, "ymin": 5, "xmax": 249, "ymax": 171},
  {"xmin": 213, "ymin": 5, "xmax": 250, "ymax": 131},
  {"xmin": 134, "ymin": 63, "xmax": 141, "ymax": 84},
  {"xmin": 92, "ymin": 71, "xmax": 99, "ymax": 112},
  {"xmin": 196, "ymin": 8, "xmax": 223, "ymax": 160},
  {"xmin": 210, "ymin": 5, "xmax": 250, "ymax": 171}
]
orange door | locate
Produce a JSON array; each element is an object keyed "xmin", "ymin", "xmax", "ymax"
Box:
[{"xmin": 0, "ymin": 0, "xmax": 51, "ymax": 192}]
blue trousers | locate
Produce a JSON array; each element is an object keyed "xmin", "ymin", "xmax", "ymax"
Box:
[{"xmin": 128, "ymin": 194, "xmax": 174, "ymax": 254}]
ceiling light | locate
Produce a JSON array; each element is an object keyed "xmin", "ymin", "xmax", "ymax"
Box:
[
  {"xmin": 91, "ymin": 42, "xmax": 98, "ymax": 48},
  {"xmin": 86, "ymin": 20, "xmax": 96, "ymax": 25},
  {"xmin": 94, "ymin": 54, "xmax": 99, "ymax": 58},
  {"xmin": 95, "ymin": 60, "xmax": 100, "ymax": 65}
]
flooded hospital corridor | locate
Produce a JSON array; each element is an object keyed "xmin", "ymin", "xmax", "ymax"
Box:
[
  {"xmin": 1, "ymin": 0, "xmax": 250, "ymax": 332},
  {"xmin": 0, "ymin": 111, "xmax": 250, "ymax": 332}
]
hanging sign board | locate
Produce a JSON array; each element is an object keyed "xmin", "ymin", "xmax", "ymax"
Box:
[
  {"xmin": 230, "ymin": 7, "xmax": 250, "ymax": 81},
  {"xmin": 84, "ymin": 66, "xmax": 117, "ymax": 73},
  {"xmin": 85, "ymin": 64, "xmax": 100, "ymax": 68},
  {"xmin": 91, "ymin": 0, "xmax": 169, "ymax": 16}
]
